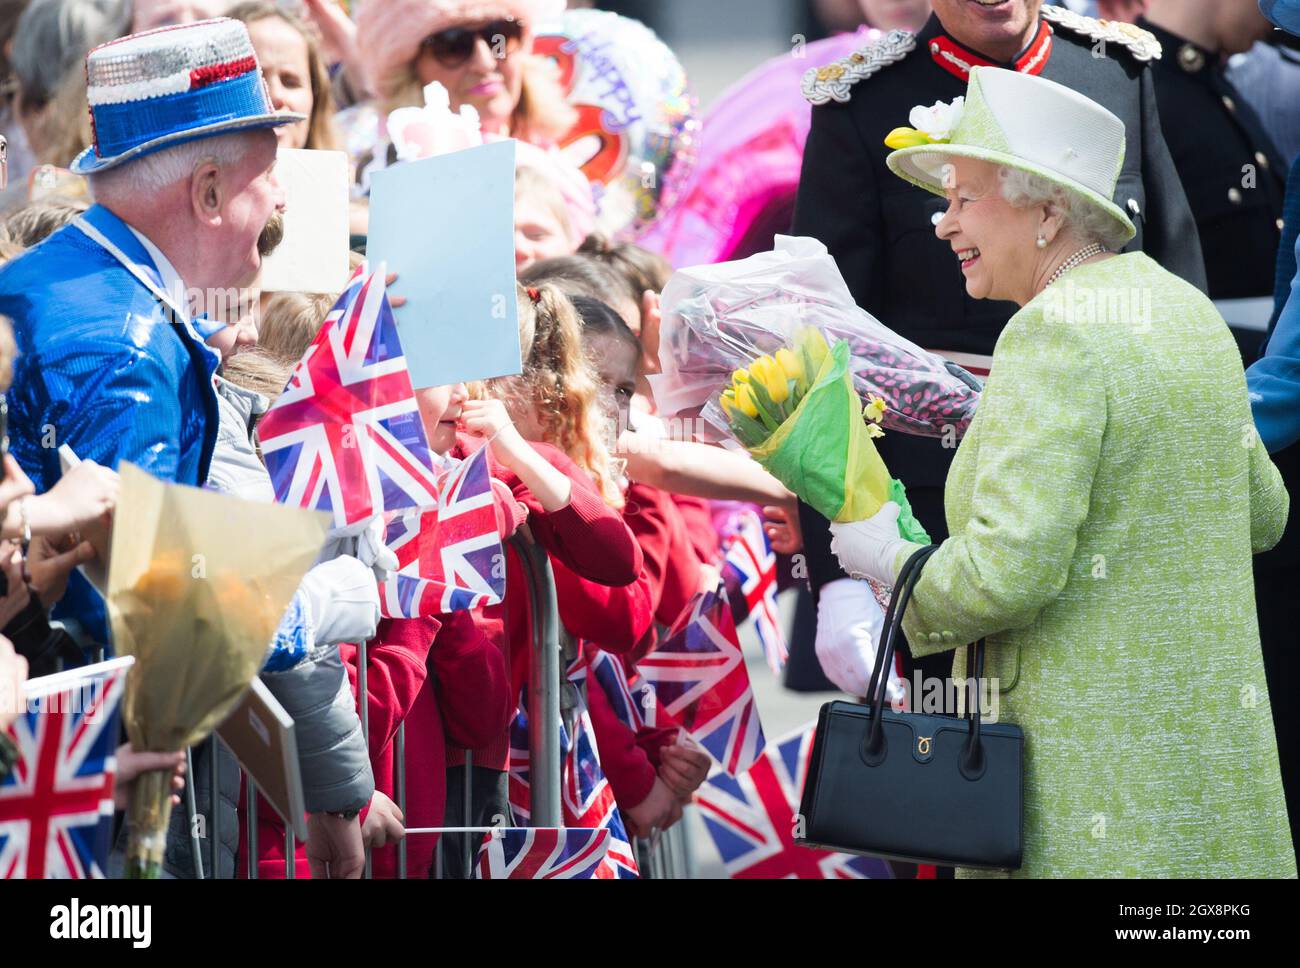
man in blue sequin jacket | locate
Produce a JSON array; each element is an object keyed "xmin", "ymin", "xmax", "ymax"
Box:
[
  {"xmin": 0, "ymin": 19, "xmax": 378, "ymax": 877},
  {"xmin": 0, "ymin": 17, "xmax": 298, "ymax": 646}
]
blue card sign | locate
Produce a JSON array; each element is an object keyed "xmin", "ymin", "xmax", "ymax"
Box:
[{"xmin": 367, "ymin": 139, "xmax": 522, "ymax": 389}]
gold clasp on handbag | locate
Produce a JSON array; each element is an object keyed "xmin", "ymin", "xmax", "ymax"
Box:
[{"xmin": 917, "ymin": 736, "xmax": 932, "ymax": 756}]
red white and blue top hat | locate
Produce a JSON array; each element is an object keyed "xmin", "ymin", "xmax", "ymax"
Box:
[
  {"xmin": 1261, "ymin": 1, "xmax": 1300, "ymax": 35},
  {"xmin": 71, "ymin": 18, "xmax": 304, "ymax": 176}
]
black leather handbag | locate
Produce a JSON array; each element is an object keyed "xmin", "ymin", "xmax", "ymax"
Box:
[{"xmin": 796, "ymin": 546, "xmax": 1024, "ymax": 870}]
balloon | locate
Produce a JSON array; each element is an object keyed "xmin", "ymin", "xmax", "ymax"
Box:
[
  {"xmin": 638, "ymin": 28, "xmax": 879, "ymax": 268},
  {"xmin": 534, "ymin": 8, "xmax": 699, "ymax": 238}
]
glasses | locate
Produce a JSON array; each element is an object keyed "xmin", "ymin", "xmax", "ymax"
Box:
[{"xmin": 420, "ymin": 18, "xmax": 525, "ymax": 68}]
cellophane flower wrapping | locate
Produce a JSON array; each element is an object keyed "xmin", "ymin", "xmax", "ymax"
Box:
[
  {"xmin": 650, "ymin": 235, "xmax": 981, "ymax": 442},
  {"xmin": 107, "ymin": 462, "xmax": 332, "ymax": 876},
  {"xmin": 719, "ymin": 329, "xmax": 929, "ymax": 543}
]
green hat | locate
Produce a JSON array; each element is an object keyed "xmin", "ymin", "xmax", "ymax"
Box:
[{"xmin": 885, "ymin": 66, "xmax": 1136, "ymax": 245}]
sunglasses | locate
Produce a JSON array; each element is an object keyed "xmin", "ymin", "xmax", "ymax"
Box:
[{"xmin": 421, "ymin": 18, "xmax": 525, "ymax": 68}]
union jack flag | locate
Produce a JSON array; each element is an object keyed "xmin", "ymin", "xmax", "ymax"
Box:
[
  {"xmin": 508, "ymin": 688, "xmax": 638, "ymax": 879},
  {"xmin": 629, "ymin": 674, "xmax": 660, "ymax": 729},
  {"xmin": 637, "ymin": 582, "xmax": 766, "ymax": 776},
  {"xmin": 695, "ymin": 724, "xmax": 893, "ymax": 879},
  {"xmin": 378, "ymin": 446, "xmax": 505, "ymax": 618},
  {"xmin": 0, "ymin": 658, "xmax": 132, "ymax": 879},
  {"xmin": 587, "ymin": 649, "xmax": 641, "ymax": 730},
  {"xmin": 587, "ymin": 648, "xmax": 663, "ymax": 732},
  {"xmin": 474, "ymin": 827, "xmax": 611, "ymax": 879},
  {"xmin": 259, "ymin": 262, "xmax": 442, "ymax": 530},
  {"xmin": 720, "ymin": 506, "xmax": 787, "ymax": 674}
]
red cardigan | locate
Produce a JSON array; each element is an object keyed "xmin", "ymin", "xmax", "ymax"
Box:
[
  {"xmin": 670, "ymin": 494, "xmax": 721, "ymax": 567},
  {"xmin": 240, "ymin": 614, "xmax": 511, "ymax": 880},
  {"xmin": 558, "ymin": 482, "xmax": 701, "ymax": 666},
  {"xmin": 577, "ymin": 485, "xmax": 703, "ymax": 811},
  {"xmin": 448, "ymin": 434, "xmax": 643, "ymax": 772},
  {"xmin": 631, "ymin": 483, "xmax": 703, "ymax": 631}
]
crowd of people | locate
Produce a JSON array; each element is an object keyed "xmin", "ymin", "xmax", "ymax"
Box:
[{"xmin": 0, "ymin": 0, "xmax": 1298, "ymax": 880}]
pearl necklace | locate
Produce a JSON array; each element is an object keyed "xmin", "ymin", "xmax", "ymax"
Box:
[{"xmin": 1046, "ymin": 243, "xmax": 1106, "ymax": 288}]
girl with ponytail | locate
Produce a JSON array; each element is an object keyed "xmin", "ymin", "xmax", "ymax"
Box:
[{"xmin": 475, "ymin": 282, "xmax": 623, "ymax": 508}]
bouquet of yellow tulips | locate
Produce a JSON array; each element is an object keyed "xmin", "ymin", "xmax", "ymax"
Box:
[
  {"xmin": 652, "ymin": 237, "xmax": 980, "ymax": 443},
  {"xmin": 719, "ymin": 328, "xmax": 929, "ymax": 543}
]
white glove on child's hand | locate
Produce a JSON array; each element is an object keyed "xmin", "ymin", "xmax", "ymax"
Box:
[
  {"xmin": 356, "ymin": 513, "xmax": 399, "ymax": 581},
  {"xmin": 828, "ymin": 501, "xmax": 912, "ymax": 586},
  {"xmin": 317, "ymin": 515, "xmax": 400, "ymax": 582},
  {"xmin": 298, "ymin": 555, "xmax": 381, "ymax": 647},
  {"xmin": 815, "ymin": 577, "xmax": 905, "ymax": 705}
]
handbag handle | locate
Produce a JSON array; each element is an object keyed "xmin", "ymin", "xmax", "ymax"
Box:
[
  {"xmin": 863, "ymin": 545, "xmax": 935, "ymax": 749},
  {"xmin": 864, "ymin": 546, "xmax": 934, "ymax": 715},
  {"xmin": 863, "ymin": 545, "xmax": 989, "ymax": 778},
  {"xmin": 960, "ymin": 636, "xmax": 987, "ymax": 778}
]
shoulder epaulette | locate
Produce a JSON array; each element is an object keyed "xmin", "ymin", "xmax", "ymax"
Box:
[
  {"xmin": 1040, "ymin": 5, "xmax": 1162, "ymax": 62},
  {"xmin": 802, "ymin": 29, "xmax": 917, "ymax": 105}
]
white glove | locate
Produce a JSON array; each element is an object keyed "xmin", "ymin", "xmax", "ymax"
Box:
[
  {"xmin": 815, "ymin": 577, "xmax": 906, "ymax": 705},
  {"xmin": 828, "ymin": 501, "xmax": 912, "ymax": 586},
  {"xmin": 318, "ymin": 514, "xmax": 399, "ymax": 582},
  {"xmin": 356, "ymin": 513, "xmax": 399, "ymax": 581},
  {"xmin": 298, "ymin": 555, "xmax": 382, "ymax": 647}
]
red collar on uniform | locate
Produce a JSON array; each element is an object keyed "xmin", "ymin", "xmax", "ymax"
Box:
[{"xmin": 928, "ymin": 17, "xmax": 1053, "ymax": 81}]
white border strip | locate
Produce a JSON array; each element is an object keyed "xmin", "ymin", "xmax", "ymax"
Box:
[{"xmin": 88, "ymin": 70, "xmax": 194, "ymax": 106}]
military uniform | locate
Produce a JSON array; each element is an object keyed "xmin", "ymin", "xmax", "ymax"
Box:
[
  {"xmin": 790, "ymin": 8, "xmax": 1207, "ymax": 686},
  {"xmin": 1139, "ymin": 18, "xmax": 1286, "ymax": 359}
]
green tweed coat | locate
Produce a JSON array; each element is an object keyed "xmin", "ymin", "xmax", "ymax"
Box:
[{"xmin": 896, "ymin": 252, "xmax": 1296, "ymax": 878}]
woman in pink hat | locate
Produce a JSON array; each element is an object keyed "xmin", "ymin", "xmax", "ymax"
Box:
[
  {"xmin": 346, "ymin": 1, "xmax": 594, "ymax": 253},
  {"xmin": 357, "ymin": 0, "xmax": 573, "ymax": 145}
]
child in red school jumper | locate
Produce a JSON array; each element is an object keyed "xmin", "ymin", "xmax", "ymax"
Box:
[
  {"xmin": 238, "ymin": 396, "xmax": 519, "ymax": 880},
  {"xmin": 566, "ymin": 294, "xmax": 715, "ymax": 835},
  {"xmin": 441, "ymin": 285, "xmax": 679, "ymax": 852},
  {"xmin": 525, "ymin": 249, "xmax": 791, "ymax": 830},
  {"xmin": 242, "ymin": 294, "xmax": 643, "ymax": 877},
  {"xmin": 459, "ymin": 287, "xmax": 691, "ymax": 841},
  {"xmin": 436, "ymin": 283, "xmax": 647, "ymax": 875},
  {"xmin": 556, "ymin": 479, "xmax": 687, "ymax": 835},
  {"xmin": 345, "ymin": 349, "xmax": 648, "ymax": 878}
]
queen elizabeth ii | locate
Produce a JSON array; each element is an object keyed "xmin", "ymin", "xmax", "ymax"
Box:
[{"xmin": 828, "ymin": 66, "xmax": 1296, "ymax": 877}]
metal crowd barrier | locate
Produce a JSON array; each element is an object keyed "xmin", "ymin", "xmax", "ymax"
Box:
[
  {"xmin": 188, "ymin": 525, "xmax": 567, "ymax": 879},
  {"xmin": 428, "ymin": 527, "xmax": 567, "ymax": 877},
  {"xmin": 515, "ymin": 526, "xmax": 563, "ymax": 828},
  {"xmin": 186, "ymin": 525, "xmax": 696, "ymax": 879},
  {"xmin": 634, "ymin": 816, "xmax": 697, "ymax": 880}
]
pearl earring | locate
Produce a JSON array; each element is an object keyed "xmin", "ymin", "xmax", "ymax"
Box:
[{"xmin": 1036, "ymin": 236, "xmax": 1048, "ymax": 249}]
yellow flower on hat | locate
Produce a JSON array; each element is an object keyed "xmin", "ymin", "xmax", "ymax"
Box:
[
  {"xmin": 884, "ymin": 96, "xmax": 965, "ymax": 150},
  {"xmin": 884, "ymin": 127, "xmax": 933, "ymax": 150},
  {"xmin": 864, "ymin": 395, "xmax": 887, "ymax": 423}
]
